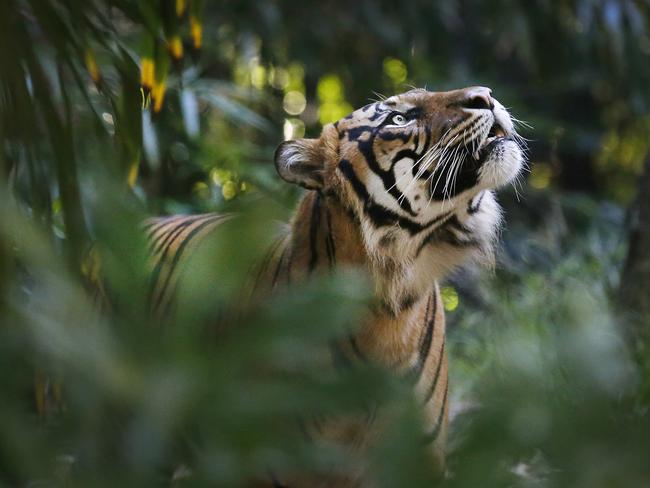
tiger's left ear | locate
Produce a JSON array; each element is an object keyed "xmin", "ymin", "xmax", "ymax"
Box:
[
  {"xmin": 274, "ymin": 124, "xmax": 339, "ymax": 190},
  {"xmin": 274, "ymin": 138, "xmax": 325, "ymax": 190}
]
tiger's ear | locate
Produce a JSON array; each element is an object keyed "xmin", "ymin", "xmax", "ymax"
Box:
[{"xmin": 274, "ymin": 138, "xmax": 325, "ymax": 190}]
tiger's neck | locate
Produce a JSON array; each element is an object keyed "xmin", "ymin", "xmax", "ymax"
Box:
[
  {"xmin": 287, "ymin": 191, "xmax": 366, "ymax": 273},
  {"xmin": 263, "ymin": 191, "xmax": 449, "ymax": 459},
  {"xmin": 266, "ymin": 191, "xmax": 439, "ymax": 366}
]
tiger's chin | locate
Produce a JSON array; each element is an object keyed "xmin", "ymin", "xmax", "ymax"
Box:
[{"xmin": 476, "ymin": 138, "xmax": 524, "ymax": 189}]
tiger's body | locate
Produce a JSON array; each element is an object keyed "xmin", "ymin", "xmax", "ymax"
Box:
[
  {"xmin": 142, "ymin": 87, "xmax": 525, "ymax": 485},
  {"xmin": 144, "ymin": 193, "xmax": 450, "ymax": 475}
]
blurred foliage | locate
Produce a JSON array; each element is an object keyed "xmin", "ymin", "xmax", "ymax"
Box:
[
  {"xmin": 1, "ymin": 0, "xmax": 650, "ymax": 486},
  {"xmin": 445, "ymin": 191, "xmax": 646, "ymax": 486}
]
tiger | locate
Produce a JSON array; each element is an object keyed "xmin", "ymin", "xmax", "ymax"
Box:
[{"xmin": 143, "ymin": 86, "xmax": 525, "ymax": 486}]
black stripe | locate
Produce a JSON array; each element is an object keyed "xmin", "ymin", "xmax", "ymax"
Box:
[
  {"xmin": 379, "ymin": 130, "xmax": 411, "ymax": 142},
  {"xmin": 422, "ymin": 382, "xmax": 448, "ymax": 445},
  {"xmin": 422, "ymin": 125, "xmax": 432, "ymax": 154},
  {"xmin": 447, "ymin": 215, "xmax": 473, "ymax": 237},
  {"xmin": 405, "ymin": 106, "xmax": 423, "ymax": 119},
  {"xmin": 348, "ymin": 334, "xmax": 367, "ymax": 363},
  {"xmin": 367, "ymin": 110, "xmax": 387, "ymax": 122},
  {"xmin": 253, "ymin": 235, "xmax": 286, "ymax": 293},
  {"xmin": 387, "ymin": 180, "xmax": 417, "ymax": 215},
  {"xmin": 439, "ymin": 231, "xmax": 479, "ymax": 248},
  {"xmin": 412, "ymin": 127, "xmax": 432, "ymax": 178},
  {"xmin": 447, "ymin": 114, "xmax": 479, "ymax": 143},
  {"xmin": 271, "ymin": 245, "xmax": 288, "ymax": 288},
  {"xmin": 463, "ymin": 119, "xmax": 489, "ymax": 148},
  {"xmin": 399, "ymin": 292, "xmax": 418, "ymax": 311},
  {"xmin": 153, "ymin": 215, "xmax": 224, "ymax": 308},
  {"xmin": 406, "ymin": 298, "xmax": 436, "ymax": 384},
  {"xmin": 422, "ymin": 341, "xmax": 445, "ymax": 405},
  {"xmin": 308, "ymin": 193, "xmax": 321, "ymax": 272},
  {"xmin": 148, "ymin": 218, "xmax": 200, "ymax": 294},
  {"xmin": 142, "ymin": 218, "xmax": 168, "ymax": 239},
  {"xmin": 416, "ymin": 213, "xmax": 477, "ymax": 256},
  {"xmin": 325, "ymin": 206, "xmax": 336, "ymax": 267},
  {"xmin": 346, "ymin": 121, "xmax": 419, "ymax": 215},
  {"xmin": 410, "ymin": 293, "xmax": 436, "ymax": 382},
  {"xmin": 150, "ymin": 214, "xmax": 211, "ymax": 254},
  {"xmin": 149, "ymin": 216, "xmax": 195, "ymax": 255},
  {"xmin": 338, "ymin": 158, "xmax": 370, "ymax": 200},
  {"xmin": 459, "ymin": 117, "xmax": 483, "ymax": 144},
  {"xmin": 152, "ymin": 215, "xmax": 224, "ymax": 311},
  {"xmin": 338, "ymin": 159, "xmax": 452, "ymax": 235},
  {"xmin": 390, "ymin": 148, "xmax": 421, "ymax": 216},
  {"xmin": 467, "ymin": 192, "xmax": 485, "ymax": 214},
  {"xmin": 150, "ymin": 215, "xmax": 211, "ymax": 259},
  {"xmin": 392, "ymin": 149, "xmax": 420, "ymax": 166},
  {"xmin": 436, "ymin": 221, "xmax": 480, "ymax": 248},
  {"xmin": 285, "ymin": 247, "xmax": 294, "ymax": 285}
]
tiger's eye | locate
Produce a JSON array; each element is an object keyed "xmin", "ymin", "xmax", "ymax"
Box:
[{"xmin": 392, "ymin": 114, "xmax": 406, "ymax": 125}]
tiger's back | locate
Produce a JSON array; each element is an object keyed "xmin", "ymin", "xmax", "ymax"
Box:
[{"xmin": 144, "ymin": 213, "xmax": 232, "ymax": 316}]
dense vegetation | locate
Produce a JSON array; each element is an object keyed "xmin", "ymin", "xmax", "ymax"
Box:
[{"xmin": 1, "ymin": 1, "xmax": 650, "ymax": 486}]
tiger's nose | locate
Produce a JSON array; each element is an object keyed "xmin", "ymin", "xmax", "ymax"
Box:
[{"xmin": 460, "ymin": 86, "xmax": 494, "ymax": 110}]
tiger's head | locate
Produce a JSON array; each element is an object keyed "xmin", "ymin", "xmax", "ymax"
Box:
[{"xmin": 275, "ymin": 87, "xmax": 525, "ymax": 311}]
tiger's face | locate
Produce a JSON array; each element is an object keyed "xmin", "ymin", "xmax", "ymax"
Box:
[
  {"xmin": 334, "ymin": 87, "xmax": 523, "ymax": 210},
  {"xmin": 275, "ymin": 87, "xmax": 524, "ymax": 305}
]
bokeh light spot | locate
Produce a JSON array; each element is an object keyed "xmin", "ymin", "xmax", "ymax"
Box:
[
  {"xmin": 441, "ymin": 286, "xmax": 459, "ymax": 312},
  {"xmin": 530, "ymin": 163, "xmax": 552, "ymax": 189},
  {"xmin": 283, "ymin": 91, "xmax": 307, "ymax": 115},
  {"xmin": 383, "ymin": 57, "xmax": 408, "ymax": 84}
]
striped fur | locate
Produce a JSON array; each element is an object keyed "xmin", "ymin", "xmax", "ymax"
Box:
[
  {"xmin": 144, "ymin": 195, "xmax": 449, "ymax": 485},
  {"xmin": 143, "ymin": 87, "xmax": 525, "ymax": 485},
  {"xmin": 143, "ymin": 213, "xmax": 231, "ymax": 316}
]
